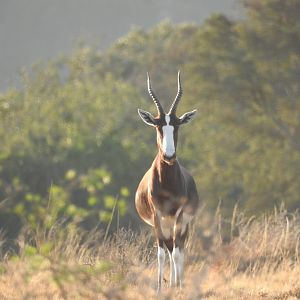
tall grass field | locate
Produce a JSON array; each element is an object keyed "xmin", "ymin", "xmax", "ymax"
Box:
[{"xmin": 1, "ymin": 204, "xmax": 300, "ymax": 299}]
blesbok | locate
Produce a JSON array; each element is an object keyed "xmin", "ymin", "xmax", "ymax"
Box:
[{"xmin": 135, "ymin": 71, "xmax": 199, "ymax": 291}]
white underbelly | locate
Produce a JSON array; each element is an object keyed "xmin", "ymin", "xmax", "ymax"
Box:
[
  {"xmin": 158, "ymin": 210, "xmax": 193, "ymax": 240},
  {"xmin": 160, "ymin": 215, "xmax": 176, "ymax": 239}
]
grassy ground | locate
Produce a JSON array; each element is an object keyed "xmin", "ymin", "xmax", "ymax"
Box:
[{"xmin": 1, "ymin": 204, "xmax": 300, "ymax": 299}]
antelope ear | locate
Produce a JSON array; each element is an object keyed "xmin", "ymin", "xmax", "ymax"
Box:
[
  {"xmin": 138, "ymin": 109, "xmax": 156, "ymax": 127},
  {"xmin": 179, "ymin": 109, "xmax": 197, "ymax": 125}
]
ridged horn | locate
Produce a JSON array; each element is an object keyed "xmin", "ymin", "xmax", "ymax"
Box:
[
  {"xmin": 147, "ymin": 72, "xmax": 164, "ymax": 115},
  {"xmin": 168, "ymin": 71, "xmax": 183, "ymax": 115}
]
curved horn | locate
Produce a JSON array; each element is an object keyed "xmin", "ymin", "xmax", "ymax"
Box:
[
  {"xmin": 147, "ymin": 73, "xmax": 164, "ymax": 115},
  {"xmin": 168, "ymin": 71, "xmax": 183, "ymax": 115}
]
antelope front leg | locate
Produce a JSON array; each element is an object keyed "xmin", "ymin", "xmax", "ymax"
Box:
[
  {"xmin": 172, "ymin": 212, "xmax": 188, "ymax": 289},
  {"xmin": 172, "ymin": 247, "xmax": 184, "ymax": 289},
  {"xmin": 168, "ymin": 249, "xmax": 176, "ymax": 287},
  {"xmin": 157, "ymin": 240, "xmax": 165, "ymax": 292},
  {"xmin": 154, "ymin": 213, "xmax": 165, "ymax": 293}
]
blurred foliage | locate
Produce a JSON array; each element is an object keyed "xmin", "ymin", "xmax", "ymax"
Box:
[
  {"xmin": 13, "ymin": 167, "xmax": 128, "ymax": 230},
  {"xmin": 0, "ymin": 0, "xmax": 299, "ymax": 237}
]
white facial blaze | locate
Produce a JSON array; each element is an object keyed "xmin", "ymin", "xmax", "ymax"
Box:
[{"xmin": 162, "ymin": 115, "xmax": 175, "ymax": 157}]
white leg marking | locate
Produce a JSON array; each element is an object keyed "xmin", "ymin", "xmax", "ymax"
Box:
[
  {"xmin": 172, "ymin": 247, "xmax": 180, "ymax": 288},
  {"xmin": 157, "ymin": 246, "xmax": 165, "ymax": 292},
  {"xmin": 168, "ymin": 249, "xmax": 176, "ymax": 287},
  {"xmin": 162, "ymin": 115, "xmax": 175, "ymax": 157},
  {"xmin": 172, "ymin": 247, "xmax": 184, "ymax": 289},
  {"xmin": 178, "ymin": 251, "xmax": 184, "ymax": 289}
]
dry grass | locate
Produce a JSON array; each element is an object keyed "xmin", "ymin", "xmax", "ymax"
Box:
[{"xmin": 1, "ymin": 204, "xmax": 300, "ymax": 299}]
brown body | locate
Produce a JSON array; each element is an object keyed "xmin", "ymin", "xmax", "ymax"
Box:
[{"xmin": 136, "ymin": 154, "xmax": 199, "ymax": 235}]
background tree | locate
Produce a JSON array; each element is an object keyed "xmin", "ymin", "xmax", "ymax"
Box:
[{"xmin": 0, "ymin": 0, "xmax": 299, "ymax": 238}]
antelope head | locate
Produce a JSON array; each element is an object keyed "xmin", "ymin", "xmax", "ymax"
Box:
[{"xmin": 138, "ymin": 72, "xmax": 197, "ymax": 164}]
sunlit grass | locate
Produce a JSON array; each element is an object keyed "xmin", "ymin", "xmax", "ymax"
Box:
[{"xmin": 1, "ymin": 204, "xmax": 300, "ymax": 299}]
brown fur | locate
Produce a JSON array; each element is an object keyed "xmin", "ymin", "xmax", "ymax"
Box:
[{"xmin": 135, "ymin": 150, "xmax": 199, "ymax": 245}]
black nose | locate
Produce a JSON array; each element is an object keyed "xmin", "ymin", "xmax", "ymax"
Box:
[{"xmin": 163, "ymin": 154, "xmax": 176, "ymax": 163}]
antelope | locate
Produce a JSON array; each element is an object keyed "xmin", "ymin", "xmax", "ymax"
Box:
[{"xmin": 135, "ymin": 71, "xmax": 199, "ymax": 292}]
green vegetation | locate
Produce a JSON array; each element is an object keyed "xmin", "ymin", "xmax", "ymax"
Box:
[{"xmin": 0, "ymin": 0, "xmax": 299, "ymax": 238}]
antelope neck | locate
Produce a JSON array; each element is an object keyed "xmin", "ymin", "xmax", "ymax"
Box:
[{"xmin": 155, "ymin": 154, "xmax": 181, "ymax": 185}]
